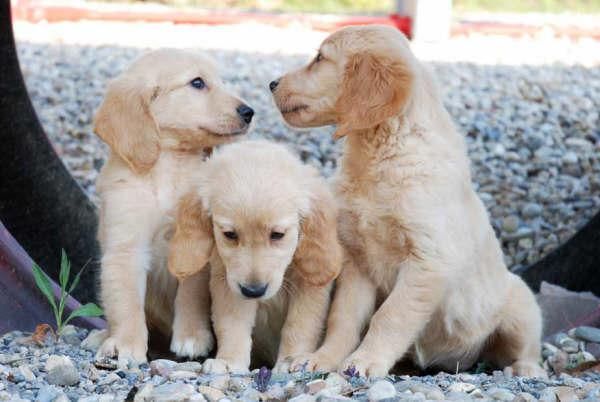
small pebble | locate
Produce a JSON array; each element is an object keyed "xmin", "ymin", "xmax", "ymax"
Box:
[{"xmin": 367, "ymin": 380, "xmax": 396, "ymax": 401}]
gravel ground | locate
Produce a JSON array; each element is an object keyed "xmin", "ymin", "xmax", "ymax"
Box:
[
  {"xmin": 13, "ymin": 21, "xmax": 600, "ymax": 272},
  {"xmin": 1, "ymin": 326, "xmax": 600, "ymax": 401}
]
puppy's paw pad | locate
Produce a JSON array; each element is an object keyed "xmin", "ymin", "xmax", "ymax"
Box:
[{"xmin": 170, "ymin": 328, "xmax": 214, "ymax": 359}]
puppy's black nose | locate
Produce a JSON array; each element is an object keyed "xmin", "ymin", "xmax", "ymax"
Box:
[
  {"xmin": 236, "ymin": 104, "xmax": 254, "ymax": 124},
  {"xmin": 269, "ymin": 80, "xmax": 279, "ymax": 92},
  {"xmin": 239, "ymin": 283, "xmax": 268, "ymax": 298}
]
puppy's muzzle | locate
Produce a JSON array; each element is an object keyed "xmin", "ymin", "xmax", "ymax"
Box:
[{"xmin": 239, "ymin": 283, "xmax": 268, "ymax": 298}]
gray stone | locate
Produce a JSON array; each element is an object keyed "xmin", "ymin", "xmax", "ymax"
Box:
[
  {"xmin": 521, "ymin": 203, "xmax": 543, "ymax": 218},
  {"xmin": 306, "ymin": 379, "xmax": 327, "ymax": 395},
  {"xmin": 574, "ymin": 326, "xmax": 600, "ymax": 343},
  {"xmin": 149, "ymin": 359, "xmax": 177, "ymax": 377},
  {"xmin": 501, "ymin": 215, "xmax": 520, "ymax": 233},
  {"xmin": 151, "ymin": 383, "xmax": 196, "ymax": 402},
  {"xmin": 18, "ymin": 365, "xmax": 35, "ymax": 382},
  {"xmin": 486, "ymin": 387, "xmax": 515, "ymax": 401},
  {"xmin": 290, "ymin": 394, "xmax": 317, "ymax": 402},
  {"xmin": 45, "ymin": 355, "xmax": 79, "ymax": 386},
  {"xmin": 36, "ymin": 385, "xmax": 61, "ymax": 402}
]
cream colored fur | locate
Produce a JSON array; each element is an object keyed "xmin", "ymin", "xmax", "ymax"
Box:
[
  {"xmin": 168, "ymin": 140, "xmax": 342, "ymax": 373},
  {"xmin": 94, "ymin": 49, "xmax": 251, "ymax": 365},
  {"xmin": 271, "ymin": 25, "xmax": 544, "ymax": 378}
]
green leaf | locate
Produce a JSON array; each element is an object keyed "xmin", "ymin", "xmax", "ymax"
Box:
[
  {"xmin": 64, "ymin": 303, "xmax": 104, "ymax": 326},
  {"xmin": 32, "ymin": 263, "xmax": 58, "ymax": 313},
  {"xmin": 67, "ymin": 261, "xmax": 89, "ymax": 295},
  {"xmin": 59, "ymin": 249, "xmax": 70, "ymax": 291}
]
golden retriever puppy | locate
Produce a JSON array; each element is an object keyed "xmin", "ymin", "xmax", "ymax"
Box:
[
  {"xmin": 270, "ymin": 25, "xmax": 544, "ymax": 378},
  {"xmin": 94, "ymin": 49, "xmax": 254, "ymax": 365},
  {"xmin": 168, "ymin": 140, "xmax": 342, "ymax": 373}
]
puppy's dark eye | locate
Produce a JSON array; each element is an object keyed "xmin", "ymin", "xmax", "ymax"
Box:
[
  {"xmin": 223, "ymin": 231, "xmax": 238, "ymax": 240},
  {"xmin": 315, "ymin": 52, "xmax": 323, "ymax": 63},
  {"xmin": 270, "ymin": 231, "xmax": 285, "ymax": 241},
  {"xmin": 190, "ymin": 77, "xmax": 206, "ymax": 89}
]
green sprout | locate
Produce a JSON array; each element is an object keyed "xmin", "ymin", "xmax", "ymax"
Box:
[{"xmin": 31, "ymin": 249, "xmax": 103, "ymax": 334}]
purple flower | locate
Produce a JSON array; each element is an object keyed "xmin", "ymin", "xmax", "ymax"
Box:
[
  {"xmin": 342, "ymin": 365, "xmax": 359, "ymax": 378},
  {"xmin": 254, "ymin": 366, "xmax": 271, "ymax": 392}
]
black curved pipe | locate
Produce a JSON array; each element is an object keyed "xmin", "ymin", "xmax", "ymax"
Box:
[
  {"xmin": 520, "ymin": 211, "xmax": 600, "ymax": 295},
  {"xmin": 0, "ymin": 2, "xmax": 99, "ymax": 303}
]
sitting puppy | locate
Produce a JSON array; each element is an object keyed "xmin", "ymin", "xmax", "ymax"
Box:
[
  {"xmin": 168, "ymin": 140, "xmax": 342, "ymax": 373},
  {"xmin": 94, "ymin": 49, "xmax": 254, "ymax": 365},
  {"xmin": 270, "ymin": 26, "xmax": 544, "ymax": 377}
]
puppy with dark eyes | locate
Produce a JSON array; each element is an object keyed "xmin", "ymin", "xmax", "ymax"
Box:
[
  {"xmin": 168, "ymin": 140, "xmax": 342, "ymax": 373},
  {"xmin": 94, "ymin": 49, "xmax": 253, "ymax": 366},
  {"xmin": 270, "ymin": 25, "xmax": 545, "ymax": 378}
]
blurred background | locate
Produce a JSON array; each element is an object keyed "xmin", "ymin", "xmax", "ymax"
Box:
[{"xmin": 10, "ymin": 0, "xmax": 600, "ymax": 275}]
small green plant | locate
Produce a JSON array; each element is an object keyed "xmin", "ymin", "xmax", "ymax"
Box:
[{"xmin": 32, "ymin": 249, "xmax": 103, "ymax": 334}]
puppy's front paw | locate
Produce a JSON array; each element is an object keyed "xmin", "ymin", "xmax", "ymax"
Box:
[
  {"xmin": 287, "ymin": 351, "xmax": 340, "ymax": 373},
  {"xmin": 506, "ymin": 360, "xmax": 547, "ymax": 379},
  {"xmin": 341, "ymin": 352, "xmax": 390, "ymax": 378},
  {"xmin": 273, "ymin": 357, "xmax": 291, "ymax": 374},
  {"xmin": 96, "ymin": 336, "xmax": 147, "ymax": 368},
  {"xmin": 170, "ymin": 326, "xmax": 214, "ymax": 359},
  {"xmin": 202, "ymin": 358, "xmax": 249, "ymax": 375}
]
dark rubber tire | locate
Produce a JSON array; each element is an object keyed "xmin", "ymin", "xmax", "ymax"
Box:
[{"xmin": 0, "ymin": 1, "xmax": 99, "ymax": 303}]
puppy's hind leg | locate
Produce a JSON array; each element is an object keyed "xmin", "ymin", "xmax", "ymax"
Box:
[{"xmin": 483, "ymin": 274, "xmax": 546, "ymax": 378}]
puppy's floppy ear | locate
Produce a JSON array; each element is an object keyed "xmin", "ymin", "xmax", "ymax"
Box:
[
  {"xmin": 168, "ymin": 192, "xmax": 214, "ymax": 279},
  {"xmin": 293, "ymin": 183, "xmax": 342, "ymax": 287},
  {"xmin": 334, "ymin": 52, "xmax": 413, "ymax": 138},
  {"xmin": 94, "ymin": 75, "xmax": 160, "ymax": 174}
]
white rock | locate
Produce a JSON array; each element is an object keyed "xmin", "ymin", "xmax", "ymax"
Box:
[
  {"xmin": 289, "ymin": 394, "xmax": 316, "ymax": 402},
  {"xmin": 448, "ymin": 382, "xmax": 476, "ymax": 393},
  {"xmin": 324, "ymin": 372, "xmax": 351, "ymax": 392},
  {"xmin": 133, "ymin": 383, "xmax": 154, "ymax": 402},
  {"xmin": 367, "ymin": 380, "xmax": 396, "ymax": 401},
  {"xmin": 198, "ymin": 385, "xmax": 226, "ymax": 402},
  {"xmin": 487, "ymin": 387, "xmax": 515, "ymax": 401},
  {"xmin": 175, "ymin": 361, "xmax": 203, "ymax": 373},
  {"xmin": 167, "ymin": 370, "xmax": 197, "ymax": 381},
  {"xmin": 151, "ymin": 383, "xmax": 196, "ymax": 402},
  {"xmin": 18, "ymin": 365, "xmax": 35, "ymax": 382}
]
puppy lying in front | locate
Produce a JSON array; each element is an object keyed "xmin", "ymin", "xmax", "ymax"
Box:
[
  {"xmin": 94, "ymin": 49, "xmax": 254, "ymax": 365},
  {"xmin": 270, "ymin": 26, "xmax": 545, "ymax": 377},
  {"xmin": 168, "ymin": 140, "xmax": 342, "ymax": 373}
]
